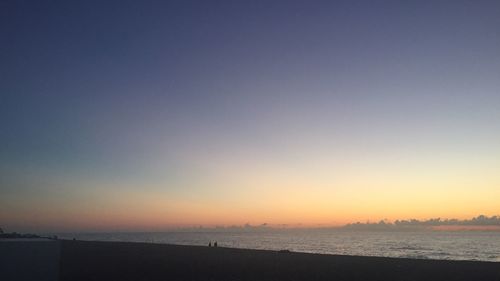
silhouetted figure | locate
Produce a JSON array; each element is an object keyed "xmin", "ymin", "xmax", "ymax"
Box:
[
  {"xmin": 208, "ymin": 241, "xmax": 212, "ymax": 247},
  {"xmin": 214, "ymin": 241, "xmax": 218, "ymax": 247}
]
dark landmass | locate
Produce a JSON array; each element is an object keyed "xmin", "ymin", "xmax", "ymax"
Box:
[
  {"xmin": 0, "ymin": 232, "xmax": 42, "ymax": 239},
  {"xmin": 59, "ymin": 240, "xmax": 500, "ymax": 281}
]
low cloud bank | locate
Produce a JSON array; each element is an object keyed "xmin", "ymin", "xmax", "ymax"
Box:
[
  {"xmin": 344, "ymin": 215, "xmax": 500, "ymax": 230},
  {"xmin": 161, "ymin": 216, "xmax": 500, "ymax": 232}
]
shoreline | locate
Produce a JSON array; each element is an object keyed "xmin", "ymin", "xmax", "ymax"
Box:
[
  {"xmin": 56, "ymin": 238, "xmax": 499, "ymax": 263},
  {"xmin": 59, "ymin": 240, "xmax": 500, "ymax": 281}
]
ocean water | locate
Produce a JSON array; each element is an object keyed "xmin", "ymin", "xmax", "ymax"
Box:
[{"xmin": 57, "ymin": 230, "xmax": 500, "ymax": 262}]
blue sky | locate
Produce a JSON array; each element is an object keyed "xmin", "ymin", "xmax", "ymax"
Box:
[{"xmin": 1, "ymin": 0, "xmax": 499, "ymax": 232}]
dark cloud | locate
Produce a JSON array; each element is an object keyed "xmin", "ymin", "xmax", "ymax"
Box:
[{"xmin": 343, "ymin": 215, "xmax": 500, "ymax": 230}]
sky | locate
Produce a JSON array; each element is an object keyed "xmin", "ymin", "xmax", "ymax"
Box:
[{"xmin": 1, "ymin": 0, "xmax": 499, "ymax": 232}]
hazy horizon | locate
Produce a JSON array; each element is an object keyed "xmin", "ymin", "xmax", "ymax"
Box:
[
  {"xmin": 1, "ymin": 1, "xmax": 500, "ymax": 233},
  {"xmin": 4, "ymin": 215, "xmax": 500, "ymax": 234}
]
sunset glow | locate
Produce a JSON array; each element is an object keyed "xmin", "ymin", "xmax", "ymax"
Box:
[{"xmin": 1, "ymin": 0, "xmax": 499, "ymax": 232}]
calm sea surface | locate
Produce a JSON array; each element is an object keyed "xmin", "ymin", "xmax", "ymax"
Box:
[{"xmin": 57, "ymin": 230, "xmax": 500, "ymax": 262}]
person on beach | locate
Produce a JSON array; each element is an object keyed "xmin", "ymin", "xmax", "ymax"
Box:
[
  {"xmin": 214, "ymin": 241, "xmax": 218, "ymax": 247},
  {"xmin": 209, "ymin": 241, "xmax": 212, "ymax": 247}
]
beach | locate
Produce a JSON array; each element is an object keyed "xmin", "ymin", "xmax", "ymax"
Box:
[
  {"xmin": 59, "ymin": 240, "xmax": 500, "ymax": 281},
  {"xmin": 0, "ymin": 239, "xmax": 60, "ymax": 281}
]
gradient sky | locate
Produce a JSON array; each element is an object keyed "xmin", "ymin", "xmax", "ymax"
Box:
[{"xmin": 1, "ymin": 0, "xmax": 500, "ymax": 232}]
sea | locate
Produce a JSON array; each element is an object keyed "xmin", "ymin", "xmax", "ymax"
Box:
[{"xmin": 56, "ymin": 230, "xmax": 500, "ymax": 262}]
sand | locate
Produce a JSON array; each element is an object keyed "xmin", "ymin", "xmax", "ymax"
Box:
[
  {"xmin": 0, "ymin": 239, "xmax": 60, "ymax": 281},
  {"xmin": 59, "ymin": 240, "xmax": 500, "ymax": 281}
]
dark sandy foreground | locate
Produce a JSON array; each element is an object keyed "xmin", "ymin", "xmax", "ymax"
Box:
[
  {"xmin": 60, "ymin": 240, "xmax": 500, "ymax": 281},
  {"xmin": 1, "ymin": 239, "xmax": 60, "ymax": 281}
]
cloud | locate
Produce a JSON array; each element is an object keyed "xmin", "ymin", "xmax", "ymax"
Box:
[{"xmin": 343, "ymin": 215, "xmax": 500, "ymax": 230}]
